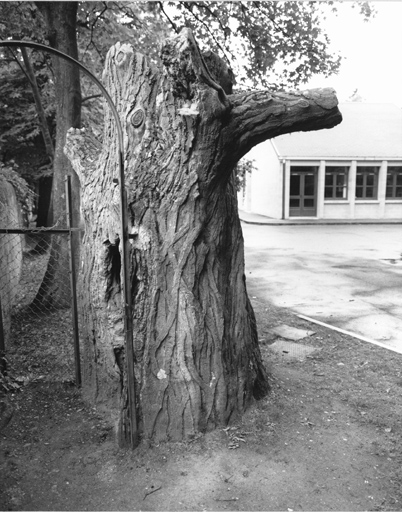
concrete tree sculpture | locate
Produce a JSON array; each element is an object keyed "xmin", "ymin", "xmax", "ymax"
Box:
[{"xmin": 65, "ymin": 28, "xmax": 342, "ymax": 444}]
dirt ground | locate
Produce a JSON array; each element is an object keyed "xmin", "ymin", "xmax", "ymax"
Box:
[{"xmin": 1, "ymin": 294, "xmax": 402, "ymax": 511}]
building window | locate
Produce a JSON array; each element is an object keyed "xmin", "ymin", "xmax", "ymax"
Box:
[
  {"xmin": 325, "ymin": 166, "xmax": 349, "ymax": 199},
  {"xmin": 386, "ymin": 166, "xmax": 402, "ymax": 199},
  {"xmin": 355, "ymin": 166, "xmax": 379, "ymax": 199}
]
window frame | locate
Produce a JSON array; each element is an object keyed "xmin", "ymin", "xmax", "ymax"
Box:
[
  {"xmin": 386, "ymin": 165, "xmax": 402, "ymax": 200},
  {"xmin": 324, "ymin": 165, "xmax": 349, "ymax": 200},
  {"xmin": 355, "ymin": 166, "xmax": 380, "ymax": 200}
]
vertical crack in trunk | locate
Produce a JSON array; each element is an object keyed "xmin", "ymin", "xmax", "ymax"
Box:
[{"xmin": 102, "ymin": 235, "xmax": 121, "ymax": 303}]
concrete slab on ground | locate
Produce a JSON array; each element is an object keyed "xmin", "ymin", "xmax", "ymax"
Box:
[{"xmin": 269, "ymin": 324, "xmax": 315, "ymax": 341}]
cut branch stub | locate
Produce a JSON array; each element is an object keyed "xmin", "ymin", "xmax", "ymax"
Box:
[{"xmin": 225, "ymin": 87, "xmax": 342, "ymax": 167}]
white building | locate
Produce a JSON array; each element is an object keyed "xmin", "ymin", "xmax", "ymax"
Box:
[{"xmin": 239, "ymin": 102, "xmax": 402, "ymax": 221}]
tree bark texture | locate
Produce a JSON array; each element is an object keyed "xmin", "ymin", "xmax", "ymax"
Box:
[
  {"xmin": 65, "ymin": 29, "xmax": 342, "ymax": 443},
  {"xmin": 33, "ymin": 2, "xmax": 81, "ymax": 309}
]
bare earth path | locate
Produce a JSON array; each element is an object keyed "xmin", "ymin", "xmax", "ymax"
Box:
[{"xmin": 1, "ymin": 295, "xmax": 402, "ymax": 511}]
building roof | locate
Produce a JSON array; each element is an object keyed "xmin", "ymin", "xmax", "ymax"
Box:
[{"xmin": 271, "ymin": 102, "xmax": 402, "ymax": 159}]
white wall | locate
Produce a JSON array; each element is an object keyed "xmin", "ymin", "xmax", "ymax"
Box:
[
  {"xmin": 323, "ymin": 202, "xmax": 352, "ymax": 219},
  {"xmin": 239, "ymin": 141, "xmax": 282, "ymax": 219},
  {"xmin": 384, "ymin": 202, "xmax": 402, "ymax": 218},
  {"xmin": 354, "ymin": 202, "xmax": 382, "ymax": 219}
]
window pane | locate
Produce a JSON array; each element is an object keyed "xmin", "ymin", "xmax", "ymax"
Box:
[
  {"xmin": 397, "ymin": 174, "xmax": 402, "ymax": 186},
  {"xmin": 358, "ymin": 166, "xmax": 379, "ymax": 173},
  {"xmin": 292, "ymin": 166, "xmax": 318, "ymax": 173},
  {"xmin": 356, "ymin": 186, "xmax": 363, "ymax": 198},
  {"xmin": 325, "ymin": 186, "xmax": 333, "ymax": 198},
  {"xmin": 366, "ymin": 174, "xmax": 374, "ymax": 187},
  {"xmin": 387, "ymin": 174, "xmax": 394, "ymax": 186},
  {"xmin": 356, "ymin": 173, "xmax": 364, "ymax": 186},
  {"xmin": 304, "ymin": 174, "xmax": 315, "ymax": 195},
  {"xmin": 386, "ymin": 186, "xmax": 394, "ymax": 198},
  {"xmin": 396, "ymin": 187, "xmax": 402, "ymax": 198},
  {"xmin": 365, "ymin": 187, "xmax": 374, "ymax": 198},
  {"xmin": 326, "ymin": 166, "xmax": 349, "ymax": 173},
  {"xmin": 290, "ymin": 198, "xmax": 299, "ymax": 207},
  {"xmin": 304, "ymin": 199, "xmax": 314, "ymax": 208},
  {"xmin": 290, "ymin": 175, "xmax": 300, "ymax": 196},
  {"xmin": 325, "ymin": 174, "xmax": 333, "ymax": 187},
  {"xmin": 335, "ymin": 174, "xmax": 346, "ymax": 187},
  {"xmin": 335, "ymin": 186, "xmax": 345, "ymax": 198}
]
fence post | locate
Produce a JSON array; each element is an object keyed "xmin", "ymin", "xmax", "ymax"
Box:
[{"xmin": 65, "ymin": 176, "xmax": 81, "ymax": 387}]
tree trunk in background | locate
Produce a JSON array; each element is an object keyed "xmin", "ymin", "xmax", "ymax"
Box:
[
  {"xmin": 65, "ymin": 29, "xmax": 342, "ymax": 443},
  {"xmin": 31, "ymin": 175, "xmax": 53, "ymax": 254},
  {"xmin": 20, "ymin": 47, "xmax": 54, "ymax": 251},
  {"xmin": 21, "ymin": 47, "xmax": 54, "ymax": 162},
  {"xmin": 33, "ymin": 1, "xmax": 81, "ymax": 309}
]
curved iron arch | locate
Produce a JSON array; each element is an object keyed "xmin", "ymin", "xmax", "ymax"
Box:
[{"xmin": 0, "ymin": 40, "xmax": 138, "ymax": 448}]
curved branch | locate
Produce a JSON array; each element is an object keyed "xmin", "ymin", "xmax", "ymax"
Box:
[{"xmin": 227, "ymin": 87, "xmax": 342, "ymax": 161}]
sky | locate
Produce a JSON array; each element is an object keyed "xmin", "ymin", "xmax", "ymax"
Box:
[{"xmin": 305, "ymin": 1, "xmax": 402, "ymax": 107}]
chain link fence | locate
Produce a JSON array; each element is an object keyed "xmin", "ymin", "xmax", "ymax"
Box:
[{"xmin": 0, "ymin": 194, "xmax": 81, "ymax": 389}]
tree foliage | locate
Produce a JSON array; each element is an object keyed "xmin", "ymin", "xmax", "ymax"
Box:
[
  {"xmin": 74, "ymin": 2, "xmax": 172, "ymax": 137},
  {"xmin": 157, "ymin": 1, "xmax": 375, "ymax": 89},
  {"xmin": 235, "ymin": 158, "xmax": 256, "ymax": 192},
  {"xmin": 0, "ymin": 1, "xmax": 375, "ymax": 170},
  {"xmin": 0, "ymin": 2, "xmax": 54, "ymax": 164}
]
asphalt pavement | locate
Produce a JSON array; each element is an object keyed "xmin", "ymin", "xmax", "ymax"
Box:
[{"xmin": 241, "ymin": 221, "xmax": 402, "ymax": 353}]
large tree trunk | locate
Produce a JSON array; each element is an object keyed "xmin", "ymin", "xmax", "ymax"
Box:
[
  {"xmin": 65, "ymin": 29, "xmax": 342, "ymax": 444},
  {"xmin": 33, "ymin": 1, "xmax": 81, "ymax": 309}
]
